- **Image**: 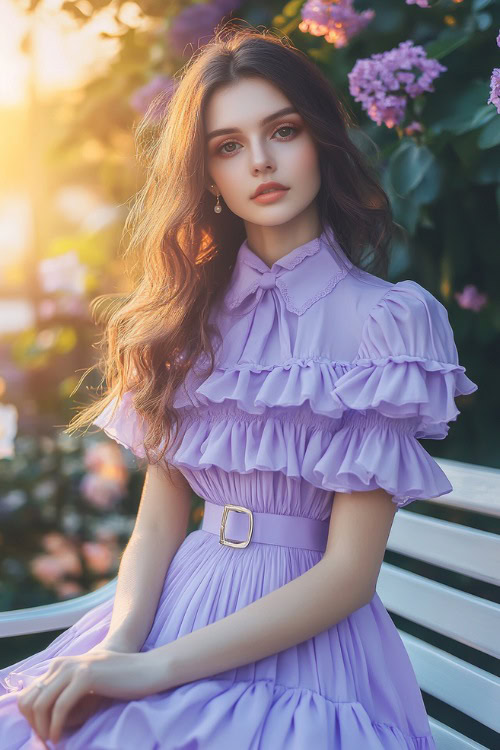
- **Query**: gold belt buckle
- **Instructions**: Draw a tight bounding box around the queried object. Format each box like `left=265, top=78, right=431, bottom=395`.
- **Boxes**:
left=219, top=504, right=254, bottom=548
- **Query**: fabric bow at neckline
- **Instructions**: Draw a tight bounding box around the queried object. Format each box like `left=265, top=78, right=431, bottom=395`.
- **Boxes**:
left=224, top=227, right=354, bottom=317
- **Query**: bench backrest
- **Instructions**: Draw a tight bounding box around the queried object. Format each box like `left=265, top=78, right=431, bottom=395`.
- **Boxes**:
left=377, top=457, right=500, bottom=750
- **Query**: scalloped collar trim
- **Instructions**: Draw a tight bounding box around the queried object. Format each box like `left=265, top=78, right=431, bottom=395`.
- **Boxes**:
left=224, top=225, right=354, bottom=316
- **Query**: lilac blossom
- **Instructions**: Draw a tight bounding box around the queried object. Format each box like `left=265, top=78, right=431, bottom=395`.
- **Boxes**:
left=168, top=0, right=243, bottom=58
left=454, top=285, right=488, bottom=313
left=348, top=40, right=447, bottom=128
left=405, top=0, right=430, bottom=7
left=129, top=74, right=178, bottom=121
left=487, top=68, right=500, bottom=114
left=299, top=0, right=374, bottom=49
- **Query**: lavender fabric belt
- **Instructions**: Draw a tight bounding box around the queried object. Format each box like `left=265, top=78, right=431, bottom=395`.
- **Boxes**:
left=201, top=499, right=330, bottom=552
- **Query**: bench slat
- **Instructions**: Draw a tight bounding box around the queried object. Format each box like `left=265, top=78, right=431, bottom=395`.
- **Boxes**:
left=428, top=717, right=488, bottom=750
left=433, top=458, right=500, bottom=517
left=398, top=631, right=500, bottom=732
left=377, top=563, right=500, bottom=658
left=388, top=512, right=500, bottom=585
left=0, top=579, right=117, bottom=638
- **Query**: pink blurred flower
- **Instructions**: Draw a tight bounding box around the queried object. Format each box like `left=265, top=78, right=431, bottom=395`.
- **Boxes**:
left=0, top=403, right=18, bottom=458
left=58, top=296, right=88, bottom=318
left=83, top=441, right=106, bottom=472
left=404, top=120, right=424, bottom=135
left=39, top=299, right=58, bottom=320
left=82, top=541, right=117, bottom=575
left=406, top=0, right=430, bottom=7
left=454, top=285, right=488, bottom=312
left=95, top=528, right=119, bottom=544
left=41, top=532, right=73, bottom=554
left=54, top=580, right=84, bottom=599
left=299, top=0, right=374, bottom=48
left=38, top=250, right=87, bottom=295
left=30, top=555, right=68, bottom=585
left=39, top=296, right=88, bottom=320
left=32, top=533, right=82, bottom=587
left=84, top=442, right=126, bottom=473
left=81, top=441, right=129, bottom=508
left=348, top=40, right=447, bottom=128
left=79, top=473, right=125, bottom=510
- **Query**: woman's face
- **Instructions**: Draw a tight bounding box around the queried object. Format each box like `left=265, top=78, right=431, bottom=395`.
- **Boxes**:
left=204, top=77, right=321, bottom=228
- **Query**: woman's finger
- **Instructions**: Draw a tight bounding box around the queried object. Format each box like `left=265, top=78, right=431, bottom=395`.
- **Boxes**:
left=17, top=681, right=51, bottom=737
left=16, top=658, right=66, bottom=732
left=49, top=679, right=91, bottom=745
left=31, top=674, right=68, bottom=743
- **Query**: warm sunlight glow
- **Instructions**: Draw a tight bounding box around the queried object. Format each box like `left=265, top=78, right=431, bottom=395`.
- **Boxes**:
left=0, top=193, right=32, bottom=266
left=0, top=0, right=154, bottom=107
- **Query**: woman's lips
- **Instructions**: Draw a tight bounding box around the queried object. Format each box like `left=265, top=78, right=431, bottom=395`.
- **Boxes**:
left=251, top=188, right=290, bottom=205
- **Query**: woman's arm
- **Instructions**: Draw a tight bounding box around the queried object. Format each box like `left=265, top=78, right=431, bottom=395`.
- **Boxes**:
left=100, top=462, right=192, bottom=652
left=144, top=487, right=397, bottom=689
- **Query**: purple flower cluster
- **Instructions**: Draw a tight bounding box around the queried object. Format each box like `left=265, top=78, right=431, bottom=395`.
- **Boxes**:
left=348, top=40, right=447, bottom=128
left=130, top=74, right=178, bottom=121
left=487, top=29, right=500, bottom=114
left=487, top=68, right=500, bottom=115
left=299, top=0, right=374, bottom=49
left=168, top=0, right=243, bottom=58
left=405, top=0, right=430, bottom=7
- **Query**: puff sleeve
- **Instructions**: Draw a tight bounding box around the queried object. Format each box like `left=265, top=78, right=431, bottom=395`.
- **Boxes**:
left=92, top=390, right=148, bottom=459
left=312, top=280, right=478, bottom=508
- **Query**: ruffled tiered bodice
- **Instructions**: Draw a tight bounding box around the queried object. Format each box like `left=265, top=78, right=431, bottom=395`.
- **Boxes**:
left=93, top=225, right=478, bottom=510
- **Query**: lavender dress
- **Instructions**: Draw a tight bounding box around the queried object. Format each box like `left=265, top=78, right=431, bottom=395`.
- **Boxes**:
left=0, top=225, right=478, bottom=749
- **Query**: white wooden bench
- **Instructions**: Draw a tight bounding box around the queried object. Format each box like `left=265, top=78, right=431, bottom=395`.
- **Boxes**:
left=378, top=457, right=500, bottom=749
left=1, top=457, right=499, bottom=748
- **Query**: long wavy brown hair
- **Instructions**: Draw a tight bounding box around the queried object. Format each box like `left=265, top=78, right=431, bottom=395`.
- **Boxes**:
left=65, top=22, right=397, bottom=476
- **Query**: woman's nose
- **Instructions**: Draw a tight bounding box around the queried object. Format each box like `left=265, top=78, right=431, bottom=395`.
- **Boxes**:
left=249, top=141, right=275, bottom=174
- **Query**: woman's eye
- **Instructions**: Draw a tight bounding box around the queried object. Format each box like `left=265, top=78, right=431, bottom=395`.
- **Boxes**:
left=216, top=124, right=298, bottom=156
left=274, top=125, right=296, bottom=138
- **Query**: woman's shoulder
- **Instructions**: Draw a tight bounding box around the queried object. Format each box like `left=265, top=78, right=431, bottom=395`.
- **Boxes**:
left=333, top=268, right=451, bottom=342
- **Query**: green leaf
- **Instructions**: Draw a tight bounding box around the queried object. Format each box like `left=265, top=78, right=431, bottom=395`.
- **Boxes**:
left=430, top=82, right=495, bottom=135
left=424, top=31, right=471, bottom=61
left=478, top=115, right=500, bottom=150
left=408, top=158, right=443, bottom=206
left=388, top=140, right=436, bottom=197
left=382, top=169, right=420, bottom=235
left=473, top=148, right=500, bottom=184
left=472, top=0, right=493, bottom=10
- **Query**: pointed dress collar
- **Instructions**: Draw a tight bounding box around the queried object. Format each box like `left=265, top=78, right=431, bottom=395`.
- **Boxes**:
left=224, top=225, right=354, bottom=317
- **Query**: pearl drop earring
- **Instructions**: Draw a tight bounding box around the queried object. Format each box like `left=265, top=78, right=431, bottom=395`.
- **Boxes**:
left=211, top=184, right=222, bottom=214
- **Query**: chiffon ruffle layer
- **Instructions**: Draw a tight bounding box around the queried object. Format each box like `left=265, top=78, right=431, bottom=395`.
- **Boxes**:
left=0, top=529, right=436, bottom=749
left=91, top=279, right=477, bottom=510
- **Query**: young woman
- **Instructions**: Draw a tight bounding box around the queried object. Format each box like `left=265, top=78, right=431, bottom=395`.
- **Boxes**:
left=0, top=25, right=477, bottom=749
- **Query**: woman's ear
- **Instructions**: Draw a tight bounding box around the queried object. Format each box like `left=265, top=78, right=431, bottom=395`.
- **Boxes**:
left=206, top=181, right=218, bottom=197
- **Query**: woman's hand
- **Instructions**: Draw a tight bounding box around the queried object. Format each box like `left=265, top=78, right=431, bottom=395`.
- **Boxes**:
left=15, top=645, right=161, bottom=746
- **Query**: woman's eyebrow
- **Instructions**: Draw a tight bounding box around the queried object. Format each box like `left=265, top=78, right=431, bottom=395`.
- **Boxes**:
left=206, top=106, right=298, bottom=142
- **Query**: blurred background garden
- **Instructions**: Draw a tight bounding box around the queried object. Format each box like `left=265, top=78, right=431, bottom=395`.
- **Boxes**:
left=0, top=0, right=498, bottom=672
